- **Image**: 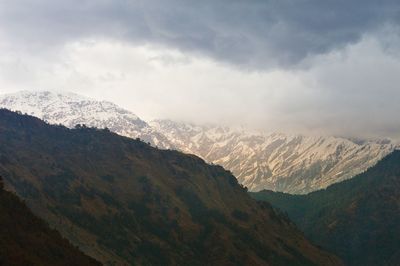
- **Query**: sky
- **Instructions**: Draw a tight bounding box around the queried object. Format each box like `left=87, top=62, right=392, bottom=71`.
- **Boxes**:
left=1, top=0, right=400, bottom=139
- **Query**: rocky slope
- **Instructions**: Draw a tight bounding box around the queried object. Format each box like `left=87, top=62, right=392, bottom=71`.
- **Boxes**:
left=251, top=150, right=400, bottom=265
left=1, top=91, right=396, bottom=194
left=0, top=109, right=342, bottom=265
left=151, top=119, right=395, bottom=193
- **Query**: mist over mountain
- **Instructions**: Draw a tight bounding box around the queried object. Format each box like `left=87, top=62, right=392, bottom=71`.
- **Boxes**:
left=1, top=90, right=396, bottom=194
left=0, top=109, right=341, bottom=265
left=2, top=1, right=400, bottom=265
left=151, top=119, right=396, bottom=193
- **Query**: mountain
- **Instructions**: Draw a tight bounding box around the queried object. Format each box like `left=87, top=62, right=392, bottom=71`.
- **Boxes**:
left=0, top=90, right=395, bottom=194
left=0, top=176, right=100, bottom=266
left=150, top=119, right=395, bottom=193
left=0, top=90, right=171, bottom=148
left=251, top=150, right=400, bottom=266
left=0, top=109, right=341, bottom=265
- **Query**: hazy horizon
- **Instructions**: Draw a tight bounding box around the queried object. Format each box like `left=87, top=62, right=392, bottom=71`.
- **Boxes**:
left=1, top=1, right=400, bottom=140
left=2, top=89, right=400, bottom=144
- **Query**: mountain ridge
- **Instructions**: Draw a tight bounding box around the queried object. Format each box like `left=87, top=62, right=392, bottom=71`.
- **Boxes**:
left=0, top=108, right=342, bottom=265
left=0, top=90, right=172, bottom=148
left=151, top=119, right=396, bottom=193
left=0, top=90, right=396, bottom=194
left=251, top=150, right=400, bottom=265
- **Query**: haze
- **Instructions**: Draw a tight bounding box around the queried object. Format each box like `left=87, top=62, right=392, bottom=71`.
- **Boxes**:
left=1, top=0, right=400, bottom=140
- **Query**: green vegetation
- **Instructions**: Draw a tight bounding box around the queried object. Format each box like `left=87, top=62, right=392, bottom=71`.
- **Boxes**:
left=231, top=209, right=250, bottom=222
left=251, top=151, right=400, bottom=266
left=0, top=109, right=341, bottom=265
left=0, top=176, right=100, bottom=266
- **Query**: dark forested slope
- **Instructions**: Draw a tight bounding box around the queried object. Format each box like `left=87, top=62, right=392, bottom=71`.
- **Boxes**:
left=252, top=151, right=400, bottom=266
left=0, top=176, right=100, bottom=266
left=0, top=109, right=341, bottom=265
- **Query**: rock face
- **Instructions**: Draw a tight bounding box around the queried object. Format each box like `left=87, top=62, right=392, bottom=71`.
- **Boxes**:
left=0, top=109, right=342, bottom=266
left=251, top=150, right=400, bottom=266
left=0, top=90, right=396, bottom=194
left=150, top=119, right=395, bottom=193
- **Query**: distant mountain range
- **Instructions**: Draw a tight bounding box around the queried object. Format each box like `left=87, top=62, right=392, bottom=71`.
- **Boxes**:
left=251, top=150, right=400, bottom=265
left=0, top=91, right=397, bottom=193
left=150, top=120, right=396, bottom=193
left=0, top=109, right=341, bottom=265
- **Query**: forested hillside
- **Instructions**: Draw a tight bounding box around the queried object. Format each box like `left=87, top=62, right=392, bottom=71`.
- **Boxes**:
left=252, top=151, right=400, bottom=265
left=0, top=109, right=341, bottom=265
left=0, top=176, right=100, bottom=266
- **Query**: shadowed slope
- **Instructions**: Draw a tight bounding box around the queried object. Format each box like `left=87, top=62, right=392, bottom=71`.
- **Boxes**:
left=0, top=109, right=341, bottom=265
left=0, top=176, right=100, bottom=266
left=252, top=151, right=400, bottom=265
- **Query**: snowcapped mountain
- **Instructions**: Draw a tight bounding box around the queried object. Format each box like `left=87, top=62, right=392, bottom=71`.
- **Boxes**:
left=150, top=119, right=396, bottom=194
left=0, top=91, right=171, bottom=148
left=0, top=90, right=396, bottom=194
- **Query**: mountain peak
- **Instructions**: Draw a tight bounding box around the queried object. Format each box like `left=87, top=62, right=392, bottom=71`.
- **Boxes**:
left=0, top=90, right=172, bottom=148
left=0, top=91, right=396, bottom=193
left=152, top=119, right=396, bottom=193
left=0, top=90, right=139, bottom=119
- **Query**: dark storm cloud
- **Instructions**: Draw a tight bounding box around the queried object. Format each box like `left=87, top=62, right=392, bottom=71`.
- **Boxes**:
left=1, top=0, right=400, bottom=68
left=1, top=0, right=400, bottom=140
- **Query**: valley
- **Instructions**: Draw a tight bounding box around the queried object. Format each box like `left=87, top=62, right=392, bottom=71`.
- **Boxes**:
left=252, top=151, right=400, bottom=265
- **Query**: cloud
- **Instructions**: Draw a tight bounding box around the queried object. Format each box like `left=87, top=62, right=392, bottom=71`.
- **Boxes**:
left=1, top=0, right=400, bottom=68
left=1, top=35, right=400, bottom=140
left=0, top=0, right=400, bottom=140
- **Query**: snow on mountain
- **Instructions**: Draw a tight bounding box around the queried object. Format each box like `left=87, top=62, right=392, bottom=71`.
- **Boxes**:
left=150, top=119, right=396, bottom=194
left=0, top=91, right=171, bottom=148
left=0, top=90, right=396, bottom=194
